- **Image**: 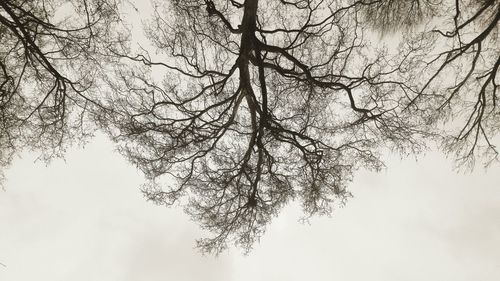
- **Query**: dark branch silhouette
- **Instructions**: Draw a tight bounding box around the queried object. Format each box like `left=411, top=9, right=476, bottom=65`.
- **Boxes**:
left=0, top=0, right=125, bottom=184
left=1, top=0, right=498, bottom=254
left=403, top=0, right=499, bottom=168
left=101, top=0, right=431, bottom=253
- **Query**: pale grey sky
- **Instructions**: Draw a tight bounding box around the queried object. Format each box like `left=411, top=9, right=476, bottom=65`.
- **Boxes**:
left=1, top=1, right=500, bottom=280
left=1, top=134, right=499, bottom=280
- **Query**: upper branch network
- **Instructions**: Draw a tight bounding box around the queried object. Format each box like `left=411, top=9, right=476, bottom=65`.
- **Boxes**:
left=105, top=0, right=429, bottom=253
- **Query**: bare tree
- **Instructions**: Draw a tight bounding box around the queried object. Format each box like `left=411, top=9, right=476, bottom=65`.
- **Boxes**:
left=413, top=0, right=499, bottom=168
left=101, top=0, right=433, bottom=253
left=364, top=0, right=500, bottom=168
left=0, top=0, right=125, bottom=184
left=2, top=0, right=496, bottom=254
left=362, top=0, right=440, bottom=32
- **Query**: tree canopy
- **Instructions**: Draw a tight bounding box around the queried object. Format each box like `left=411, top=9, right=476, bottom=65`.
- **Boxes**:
left=0, top=0, right=125, bottom=181
left=1, top=0, right=498, bottom=253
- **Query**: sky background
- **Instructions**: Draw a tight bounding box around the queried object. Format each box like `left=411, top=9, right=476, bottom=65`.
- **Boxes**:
left=1, top=1, right=500, bottom=280
left=1, top=134, right=499, bottom=281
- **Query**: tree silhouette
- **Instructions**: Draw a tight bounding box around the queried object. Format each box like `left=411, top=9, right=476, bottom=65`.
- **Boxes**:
left=0, top=0, right=124, bottom=184
left=101, top=0, right=434, bottom=253
left=1, top=0, right=498, bottom=254
left=364, top=0, right=500, bottom=168
left=412, top=0, right=500, bottom=168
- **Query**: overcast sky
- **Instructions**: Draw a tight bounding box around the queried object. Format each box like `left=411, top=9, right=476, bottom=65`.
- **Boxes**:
left=1, top=134, right=499, bottom=281
left=1, top=1, right=500, bottom=280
